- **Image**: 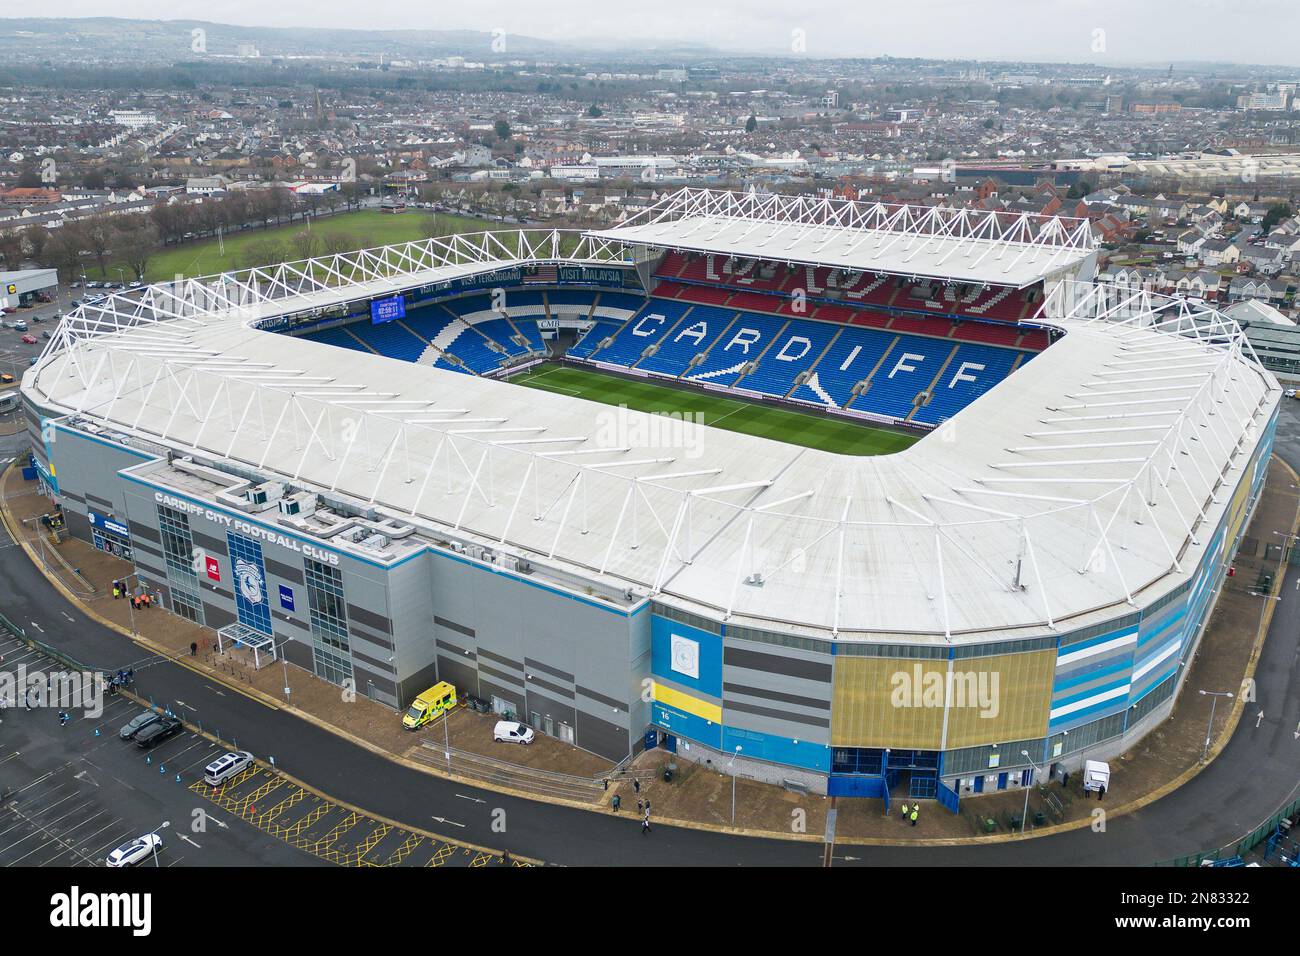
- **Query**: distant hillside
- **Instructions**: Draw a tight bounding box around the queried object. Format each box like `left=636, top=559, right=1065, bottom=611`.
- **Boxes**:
left=0, top=16, right=719, bottom=61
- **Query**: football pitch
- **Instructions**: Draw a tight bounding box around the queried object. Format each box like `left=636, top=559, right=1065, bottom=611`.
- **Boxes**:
left=510, top=363, right=920, bottom=456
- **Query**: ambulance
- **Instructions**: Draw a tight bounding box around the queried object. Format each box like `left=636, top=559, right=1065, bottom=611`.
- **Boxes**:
left=402, top=681, right=457, bottom=730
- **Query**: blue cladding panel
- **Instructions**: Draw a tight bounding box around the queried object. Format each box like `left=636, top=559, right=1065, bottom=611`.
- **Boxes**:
left=650, top=615, right=723, bottom=698
left=651, top=702, right=722, bottom=749
left=721, top=726, right=831, bottom=772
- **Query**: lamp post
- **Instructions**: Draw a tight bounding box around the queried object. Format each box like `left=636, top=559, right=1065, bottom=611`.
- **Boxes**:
left=1019, top=749, right=1044, bottom=833
left=153, top=820, right=171, bottom=867
left=1198, top=689, right=1234, bottom=761
left=727, top=745, right=742, bottom=825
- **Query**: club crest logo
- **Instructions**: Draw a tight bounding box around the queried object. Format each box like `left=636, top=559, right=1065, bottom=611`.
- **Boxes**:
left=235, top=557, right=265, bottom=605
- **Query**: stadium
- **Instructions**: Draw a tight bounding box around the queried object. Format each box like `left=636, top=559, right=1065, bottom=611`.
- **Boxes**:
left=19, top=187, right=1279, bottom=804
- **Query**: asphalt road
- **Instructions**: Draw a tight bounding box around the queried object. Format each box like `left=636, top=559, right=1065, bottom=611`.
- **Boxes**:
left=0, top=632, right=320, bottom=867
left=0, top=406, right=1296, bottom=865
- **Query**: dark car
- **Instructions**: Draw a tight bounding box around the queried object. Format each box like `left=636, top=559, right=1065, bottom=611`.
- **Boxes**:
left=134, top=715, right=183, bottom=749
left=118, top=711, right=161, bottom=741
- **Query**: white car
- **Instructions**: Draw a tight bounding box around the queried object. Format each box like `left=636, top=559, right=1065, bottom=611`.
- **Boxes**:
left=203, top=750, right=255, bottom=786
left=493, top=720, right=535, bottom=745
left=106, top=832, right=164, bottom=867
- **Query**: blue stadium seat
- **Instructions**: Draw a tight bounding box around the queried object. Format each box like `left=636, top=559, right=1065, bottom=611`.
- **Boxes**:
left=735, top=318, right=841, bottom=397
left=591, top=299, right=694, bottom=367
left=303, top=325, right=371, bottom=353
left=638, top=305, right=738, bottom=377
left=345, top=320, right=429, bottom=363
left=853, top=334, right=958, bottom=419
left=683, top=311, right=787, bottom=387
left=789, top=325, right=897, bottom=408
left=569, top=320, right=624, bottom=358
left=910, top=345, right=1028, bottom=425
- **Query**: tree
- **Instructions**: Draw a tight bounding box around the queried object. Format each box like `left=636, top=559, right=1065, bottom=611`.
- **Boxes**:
left=587, top=104, right=603, bottom=118
left=321, top=231, right=360, bottom=256
left=290, top=230, right=322, bottom=260
left=1261, top=203, right=1293, bottom=233
left=243, top=238, right=287, bottom=269
left=0, top=232, right=23, bottom=271
left=115, top=222, right=158, bottom=281
left=494, top=119, right=511, bottom=141
left=46, top=225, right=89, bottom=281
left=82, top=214, right=115, bottom=277
left=22, top=225, right=50, bottom=264
left=745, top=114, right=758, bottom=134
left=15, top=168, right=42, bottom=188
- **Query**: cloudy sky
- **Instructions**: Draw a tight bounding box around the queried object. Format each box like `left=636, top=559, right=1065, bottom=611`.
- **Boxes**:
left=14, top=0, right=1300, bottom=66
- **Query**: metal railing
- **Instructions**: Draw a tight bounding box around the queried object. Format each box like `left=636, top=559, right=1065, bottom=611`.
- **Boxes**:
left=1152, top=791, right=1300, bottom=866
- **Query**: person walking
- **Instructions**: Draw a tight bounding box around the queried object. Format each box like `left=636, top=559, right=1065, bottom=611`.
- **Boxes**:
left=190, top=641, right=198, bottom=657
left=899, top=802, right=909, bottom=822
left=58, top=710, right=69, bottom=726
left=633, top=778, right=641, bottom=795
left=641, top=813, right=651, bottom=835
left=611, top=794, right=621, bottom=813
left=636, top=799, right=643, bottom=815
left=910, top=806, right=919, bottom=827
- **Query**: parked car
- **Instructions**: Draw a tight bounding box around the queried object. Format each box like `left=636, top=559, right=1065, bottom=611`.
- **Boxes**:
left=134, top=715, right=183, bottom=749
left=492, top=720, right=535, bottom=745
left=106, top=832, right=163, bottom=867
left=21, top=334, right=37, bottom=345
left=203, top=750, right=255, bottom=786
left=118, top=711, right=161, bottom=741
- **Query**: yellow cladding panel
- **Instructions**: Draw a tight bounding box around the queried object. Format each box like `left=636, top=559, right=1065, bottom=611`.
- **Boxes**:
left=653, top=682, right=722, bottom=724
left=832, top=651, right=1054, bottom=750
left=943, top=651, right=1054, bottom=749
left=832, top=658, right=946, bottom=749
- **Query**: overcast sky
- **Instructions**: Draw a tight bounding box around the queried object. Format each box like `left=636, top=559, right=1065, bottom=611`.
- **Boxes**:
left=14, top=1, right=1300, bottom=67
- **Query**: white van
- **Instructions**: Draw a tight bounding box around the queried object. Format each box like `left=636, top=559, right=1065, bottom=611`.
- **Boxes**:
left=203, top=750, right=255, bottom=786
left=492, top=720, right=535, bottom=745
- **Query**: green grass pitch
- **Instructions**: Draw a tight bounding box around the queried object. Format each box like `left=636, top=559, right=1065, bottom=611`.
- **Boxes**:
left=510, top=363, right=920, bottom=456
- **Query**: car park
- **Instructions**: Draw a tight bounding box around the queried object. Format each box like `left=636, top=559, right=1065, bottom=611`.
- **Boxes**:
left=492, top=720, right=535, bottom=745
left=203, top=750, right=255, bottom=786
left=105, top=832, right=163, bottom=867
left=134, top=715, right=183, bottom=748
left=118, top=711, right=161, bottom=740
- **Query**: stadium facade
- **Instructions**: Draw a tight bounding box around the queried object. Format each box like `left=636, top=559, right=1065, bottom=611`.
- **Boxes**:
left=20, top=189, right=1278, bottom=802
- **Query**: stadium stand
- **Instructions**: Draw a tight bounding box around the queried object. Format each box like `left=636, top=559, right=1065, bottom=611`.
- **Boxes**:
left=683, top=311, right=788, bottom=387
left=734, top=319, right=842, bottom=398
left=638, top=305, right=740, bottom=378
left=590, top=298, right=694, bottom=367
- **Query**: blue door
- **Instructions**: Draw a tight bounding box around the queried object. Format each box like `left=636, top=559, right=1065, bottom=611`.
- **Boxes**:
left=997, top=772, right=1008, bottom=790
left=973, top=775, right=984, bottom=793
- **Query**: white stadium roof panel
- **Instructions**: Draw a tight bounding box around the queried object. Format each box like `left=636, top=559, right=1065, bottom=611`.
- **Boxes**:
left=588, top=186, right=1098, bottom=289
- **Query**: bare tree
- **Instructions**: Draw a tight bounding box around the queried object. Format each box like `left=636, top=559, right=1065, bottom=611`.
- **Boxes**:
left=115, top=222, right=159, bottom=282
left=291, top=230, right=322, bottom=260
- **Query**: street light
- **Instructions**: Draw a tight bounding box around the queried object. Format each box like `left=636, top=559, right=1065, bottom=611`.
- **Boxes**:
left=1198, top=689, right=1234, bottom=761
left=153, top=820, right=171, bottom=867
left=1019, top=749, right=1044, bottom=833
left=727, top=745, right=743, bottom=825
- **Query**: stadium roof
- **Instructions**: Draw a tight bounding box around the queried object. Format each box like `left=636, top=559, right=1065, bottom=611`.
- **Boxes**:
left=588, top=187, right=1099, bottom=289
left=25, top=230, right=1277, bottom=644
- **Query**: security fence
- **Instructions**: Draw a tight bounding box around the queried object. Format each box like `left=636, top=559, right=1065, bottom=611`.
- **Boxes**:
left=1153, top=791, right=1300, bottom=866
